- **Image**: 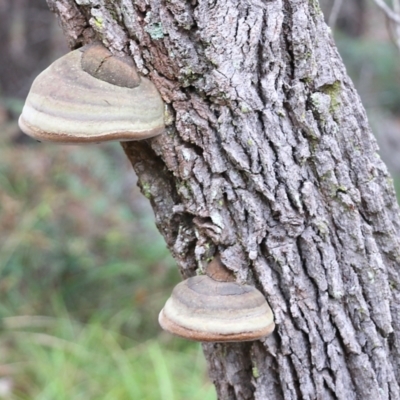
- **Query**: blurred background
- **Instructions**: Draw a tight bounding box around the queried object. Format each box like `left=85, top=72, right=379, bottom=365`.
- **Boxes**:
left=0, top=0, right=399, bottom=398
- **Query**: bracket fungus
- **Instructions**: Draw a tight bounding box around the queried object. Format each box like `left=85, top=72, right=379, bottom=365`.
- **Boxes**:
left=159, top=257, right=275, bottom=342
left=18, top=43, right=164, bottom=144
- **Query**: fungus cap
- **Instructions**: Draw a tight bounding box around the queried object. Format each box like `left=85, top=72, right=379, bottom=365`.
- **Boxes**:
left=18, top=45, right=164, bottom=144
left=159, top=275, right=275, bottom=342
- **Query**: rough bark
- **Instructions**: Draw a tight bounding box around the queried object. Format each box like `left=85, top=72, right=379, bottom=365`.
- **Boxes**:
left=45, top=0, right=400, bottom=399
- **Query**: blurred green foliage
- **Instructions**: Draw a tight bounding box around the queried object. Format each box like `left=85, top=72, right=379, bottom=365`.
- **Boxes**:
left=0, top=135, right=216, bottom=399
left=336, top=34, right=400, bottom=114
left=1, top=314, right=214, bottom=400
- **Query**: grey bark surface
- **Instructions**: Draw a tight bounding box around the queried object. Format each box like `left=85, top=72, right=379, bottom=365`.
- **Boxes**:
left=45, top=0, right=400, bottom=399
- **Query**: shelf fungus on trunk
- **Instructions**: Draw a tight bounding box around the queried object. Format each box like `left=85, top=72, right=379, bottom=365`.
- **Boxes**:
left=159, top=257, right=275, bottom=342
left=18, top=43, right=164, bottom=144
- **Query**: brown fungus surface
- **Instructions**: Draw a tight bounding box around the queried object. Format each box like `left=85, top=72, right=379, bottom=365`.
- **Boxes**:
left=159, top=275, right=275, bottom=342
left=80, top=43, right=141, bottom=88
left=18, top=45, right=164, bottom=144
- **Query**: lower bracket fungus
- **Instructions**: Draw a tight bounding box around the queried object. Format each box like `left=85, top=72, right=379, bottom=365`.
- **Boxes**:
left=159, top=257, right=275, bottom=342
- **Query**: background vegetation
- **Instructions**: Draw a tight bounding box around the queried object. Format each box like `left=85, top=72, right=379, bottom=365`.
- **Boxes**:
left=0, top=0, right=399, bottom=398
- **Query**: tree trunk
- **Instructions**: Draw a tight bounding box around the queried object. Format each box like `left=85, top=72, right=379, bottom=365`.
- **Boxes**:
left=45, top=0, right=400, bottom=398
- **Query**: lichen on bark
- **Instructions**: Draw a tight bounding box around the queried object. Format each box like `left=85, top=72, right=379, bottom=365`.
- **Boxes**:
left=46, top=0, right=400, bottom=398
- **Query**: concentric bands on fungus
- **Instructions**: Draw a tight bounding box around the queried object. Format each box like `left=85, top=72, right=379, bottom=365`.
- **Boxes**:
left=159, top=276, right=275, bottom=342
left=18, top=46, right=164, bottom=144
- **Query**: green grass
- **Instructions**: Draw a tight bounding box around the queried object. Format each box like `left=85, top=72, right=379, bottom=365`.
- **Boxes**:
left=0, top=313, right=215, bottom=400
left=0, top=129, right=216, bottom=399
